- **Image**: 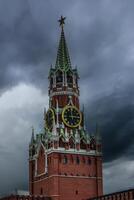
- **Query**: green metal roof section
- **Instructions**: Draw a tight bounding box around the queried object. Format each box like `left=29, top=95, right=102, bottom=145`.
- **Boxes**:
left=55, top=16, right=72, bottom=72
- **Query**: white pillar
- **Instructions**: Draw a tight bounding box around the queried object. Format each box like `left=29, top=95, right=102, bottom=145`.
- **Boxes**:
left=65, top=72, right=67, bottom=86
left=56, top=100, right=59, bottom=128
left=45, top=152, right=48, bottom=173
left=35, top=158, right=37, bottom=176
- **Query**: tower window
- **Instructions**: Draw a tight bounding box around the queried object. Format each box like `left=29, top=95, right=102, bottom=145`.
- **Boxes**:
left=56, top=71, right=63, bottom=83
left=66, top=71, right=73, bottom=86
left=76, top=156, right=80, bottom=164
left=50, top=77, right=53, bottom=85
left=69, top=138, right=75, bottom=149
left=59, top=155, right=62, bottom=163
left=40, top=187, right=43, bottom=195
left=63, top=156, right=68, bottom=164
left=82, top=156, right=86, bottom=164
left=70, top=155, right=74, bottom=163
left=76, top=190, right=78, bottom=195
left=87, top=158, right=91, bottom=165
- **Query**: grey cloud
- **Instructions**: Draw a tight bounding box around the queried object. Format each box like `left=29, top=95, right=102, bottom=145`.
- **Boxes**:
left=0, top=0, right=134, bottom=196
left=103, top=158, right=134, bottom=193
left=86, top=85, right=134, bottom=162
left=0, top=84, right=47, bottom=196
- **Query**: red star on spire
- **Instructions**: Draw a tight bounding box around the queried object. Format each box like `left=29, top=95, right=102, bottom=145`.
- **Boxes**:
left=58, top=16, right=66, bottom=27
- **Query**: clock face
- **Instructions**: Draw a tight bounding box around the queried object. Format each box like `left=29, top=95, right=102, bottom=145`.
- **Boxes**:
left=62, top=105, right=82, bottom=128
left=45, top=108, right=55, bottom=130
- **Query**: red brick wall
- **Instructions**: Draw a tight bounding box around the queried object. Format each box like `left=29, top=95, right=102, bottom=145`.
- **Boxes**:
left=32, top=175, right=102, bottom=200
left=29, top=160, right=35, bottom=194
left=30, top=152, right=103, bottom=200
left=51, top=94, right=79, bottom=109
left=37, top=147, right=45, bottom=175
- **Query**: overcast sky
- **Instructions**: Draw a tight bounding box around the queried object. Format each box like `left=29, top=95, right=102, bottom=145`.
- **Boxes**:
left=0, top=0, right=134, bottom=196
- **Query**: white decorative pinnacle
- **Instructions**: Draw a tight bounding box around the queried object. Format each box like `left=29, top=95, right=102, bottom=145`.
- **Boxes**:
left=82, top=104, right=86, bottom=131
left=75, top=129, right=80, bottom=143
left=62, top=72, right=65, bottom=86
left=68, top=95, right=73, bottom=105
left=53, top=74, right=56, bottom=88
left=56, top=99, right=59, bottom=128
left=44, top=107, right=46, bottom=122
left=65, top=72, right=68, bottom=86
left=70, top=129, right=73, bottom=136
left=61, top=122, right=65, bottom=128
left=65, top=128, right=69, bottom=142
left=52, top=118, right=57, bottom=136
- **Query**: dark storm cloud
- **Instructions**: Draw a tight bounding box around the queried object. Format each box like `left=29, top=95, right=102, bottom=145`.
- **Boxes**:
left=0, top=0, right=134, bottom=93
left=0, top=0, right=54, bottom=92
left=0, top=0, right=134, bottom=196
left=86, top=84, right=134, bottom=162
left=0, top=84, right=47, bottom=196
left=0, top=0, right=133, bottom=92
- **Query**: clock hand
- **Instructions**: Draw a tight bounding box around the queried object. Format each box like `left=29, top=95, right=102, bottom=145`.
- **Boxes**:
left=71, top=108, right=73, bottom=118
left=71, top=116, right=80, bottom=119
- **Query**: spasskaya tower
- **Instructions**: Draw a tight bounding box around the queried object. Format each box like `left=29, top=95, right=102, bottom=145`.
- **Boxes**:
left=29, top=16, right=103, bottom=200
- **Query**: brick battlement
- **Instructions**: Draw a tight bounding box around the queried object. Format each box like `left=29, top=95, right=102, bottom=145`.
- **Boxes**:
left=87, top=188, right=134, bottom=200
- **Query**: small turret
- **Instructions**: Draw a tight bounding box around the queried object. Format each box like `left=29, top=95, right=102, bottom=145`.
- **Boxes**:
left=31, top=126, right=35, bottom=145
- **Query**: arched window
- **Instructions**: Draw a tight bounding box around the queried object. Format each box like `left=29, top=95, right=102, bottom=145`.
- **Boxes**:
left=87, top=158, right=91, bottom=165
left=50, top=77, right=53, bottom=85
left=59, top=137, right=65, bottom=148
left=90, top=138, right=96, bottom=150
left=66, top=71, right=73, bottom=85
left=69, top=137, right=75, bottom=149
left=40, top=187, right=43, bottom=195
left=70, top=155, right=74, bottom=163
left=82, top=156, right=86, bottom=164
left=56, top=70, right=63, bottom=83
left=63, top=156, right=68, bottom=164
left=76, top=190, right=78, bottom=195
left=76, top=156, right=80, bottom=164
left=80, top=140, right=87, bottom=150
left=59, top=154, right=62, bottom=163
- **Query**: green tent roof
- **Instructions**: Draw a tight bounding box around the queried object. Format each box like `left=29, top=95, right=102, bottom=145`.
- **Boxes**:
left=55, top=26, right=72, bottom=72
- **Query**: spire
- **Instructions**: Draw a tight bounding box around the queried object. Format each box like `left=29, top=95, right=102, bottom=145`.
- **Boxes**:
left=55, top=16, right=72, bottom=71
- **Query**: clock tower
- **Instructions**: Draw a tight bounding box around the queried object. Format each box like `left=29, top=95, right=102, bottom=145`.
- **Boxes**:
left=29, top=16, right=103, bottom=200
